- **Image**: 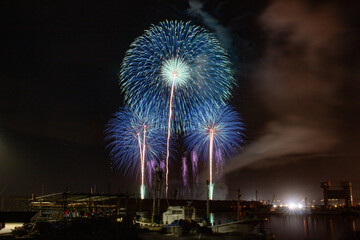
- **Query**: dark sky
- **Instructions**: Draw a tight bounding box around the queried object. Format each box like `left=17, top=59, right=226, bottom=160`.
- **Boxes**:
left=0, top=0, right=359, bottom=202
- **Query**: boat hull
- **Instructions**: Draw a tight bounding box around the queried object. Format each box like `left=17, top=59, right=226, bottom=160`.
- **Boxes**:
left=211, top=219, right=261, bottom=234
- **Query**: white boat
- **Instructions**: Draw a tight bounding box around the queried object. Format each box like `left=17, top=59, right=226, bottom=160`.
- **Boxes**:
left=211, top=218, right=262, bottom=234
left=162, top=206, right=196, bottom=225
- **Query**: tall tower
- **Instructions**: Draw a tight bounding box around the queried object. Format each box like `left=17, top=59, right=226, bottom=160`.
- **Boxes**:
left=341, top=181, right=353, bottom=208
left=321, top=181, right=331, bottom=207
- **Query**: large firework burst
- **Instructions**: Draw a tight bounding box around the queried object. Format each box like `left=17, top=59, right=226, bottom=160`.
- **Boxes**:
left=120, top=20, right=235, bottom=197
left=120, top=20, right=234, bottom=128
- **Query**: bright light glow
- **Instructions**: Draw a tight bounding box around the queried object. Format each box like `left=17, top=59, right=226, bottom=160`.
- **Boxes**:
left=287, top=202, right=303, bottom=210
left=273, top=205, right=277, bottom=208
left=209, top=212, right=214, bottom=226
left=209, top=183, right=214, bottom=200
left=161, top=57, right=190, bottom=87
left=288, top=203, right=296, bottom=210
left=140, top=184, right=146, bottom=199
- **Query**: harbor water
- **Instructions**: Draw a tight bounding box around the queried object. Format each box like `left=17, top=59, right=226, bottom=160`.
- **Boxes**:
left=268, top=215, right=360, bottom=240
left=212, top=212, right=360, bottom=240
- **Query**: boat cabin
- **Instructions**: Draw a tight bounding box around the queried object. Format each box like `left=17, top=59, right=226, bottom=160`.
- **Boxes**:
left=162, top=206, right=195, bottom=225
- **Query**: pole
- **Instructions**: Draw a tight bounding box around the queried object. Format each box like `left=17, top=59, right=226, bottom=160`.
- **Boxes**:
left=158, top=168, right=162, bottom=214
left=1, top=197, right=4, bottom=211
left=152, top=168, right=157, bottom=223
left=237, top=188, right=241, bottom=221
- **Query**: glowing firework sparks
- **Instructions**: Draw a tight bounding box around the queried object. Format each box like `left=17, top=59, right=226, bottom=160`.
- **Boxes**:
left=105, top=106, right=166, bottom=199
left=191, top=151, right=199, bottom=185
left=165, top=74, right=176, bottom=198
left=209, top=129, right=214, bottom=199
left=215, top=148, right=224, bottom=180
left=136, top=132, right=146, bottom=199
left=120, top=20, right=235, bottom=197
left=182, top=157, right=188, bottom=187
left=147, top=159, right=157, bottom=188
left=184, top=103, right=244, bottom=200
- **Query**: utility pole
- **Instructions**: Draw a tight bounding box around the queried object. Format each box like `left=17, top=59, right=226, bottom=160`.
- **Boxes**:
left=255, top=190, right=258, bottom=202
left=0, top=185, right=6, bottom=211
left=40, top=184, right=44, bottom=217
left=237, top=188, right=241, bottom=221
left=1, top=197, right=4, bottom=211
left=152, top=167, right=162, bottom=223
left=152, top=168, right=157, bottom=223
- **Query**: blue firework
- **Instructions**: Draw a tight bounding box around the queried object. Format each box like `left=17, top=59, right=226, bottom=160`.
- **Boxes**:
left=105, top=106, right=167, bottom=176
left=120, top=20, right=235, bottom=132
left=184, top=103, right=245, bottom=162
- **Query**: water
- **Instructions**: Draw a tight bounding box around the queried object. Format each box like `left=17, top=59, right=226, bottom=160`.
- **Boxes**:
left=268, top=215, right=360, bottom=240
left=212, top=212, right=360, bottom=240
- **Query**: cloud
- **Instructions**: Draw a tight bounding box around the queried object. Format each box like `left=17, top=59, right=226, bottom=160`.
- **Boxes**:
left=188, top=0, right=234, bottom=53
left=226, top=121, right=337, bottom=170
left=226, top=0, right=354, bottom=173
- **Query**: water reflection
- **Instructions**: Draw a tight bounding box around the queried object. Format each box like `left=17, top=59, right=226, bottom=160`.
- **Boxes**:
left=211, top=212, right=360, bottom=240
left=268, top=215, right=360, bottom=240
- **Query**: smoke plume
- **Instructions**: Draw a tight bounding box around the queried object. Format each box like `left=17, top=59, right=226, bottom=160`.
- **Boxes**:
left=226, top=0, right=359, bottom=172
left=188, top=0, right=234, bottom=54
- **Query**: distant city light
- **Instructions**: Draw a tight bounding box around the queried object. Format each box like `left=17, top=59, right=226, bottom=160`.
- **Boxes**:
left=287, top=202, right=304, bottom=210
left=288, top=203, right=296, bottom=210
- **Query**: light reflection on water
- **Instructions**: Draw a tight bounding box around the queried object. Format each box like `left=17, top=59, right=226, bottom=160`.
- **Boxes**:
left=268, top=215, right=360, bottom=240
left=212, top=212, right=360, bottom=240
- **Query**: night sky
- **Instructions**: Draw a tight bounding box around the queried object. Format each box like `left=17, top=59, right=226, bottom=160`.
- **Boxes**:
left=1, top=0, right=359, bottom=202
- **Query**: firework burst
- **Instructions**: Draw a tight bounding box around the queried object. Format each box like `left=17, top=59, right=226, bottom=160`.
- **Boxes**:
left=184, top=103, right=244, bottom=200
left=120, top=20, right=235, bottom=197
left=105, top=106, right=166, bottom=199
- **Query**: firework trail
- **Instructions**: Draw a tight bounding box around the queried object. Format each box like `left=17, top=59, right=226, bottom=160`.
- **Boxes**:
left=191, top=151, right=199, bottom=185
left=147, top=160, right=156, bottom=188
left=105, top=106, right=166, bottom=199
left=182, top=157, right=188, bottom=187
left=215, top=148, right=224, bottom=181
left=120, top=20, right=235, bottom=198
left=181, top=156, right=190, bottom=198
left=184, top=103, right=244, bottom=200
